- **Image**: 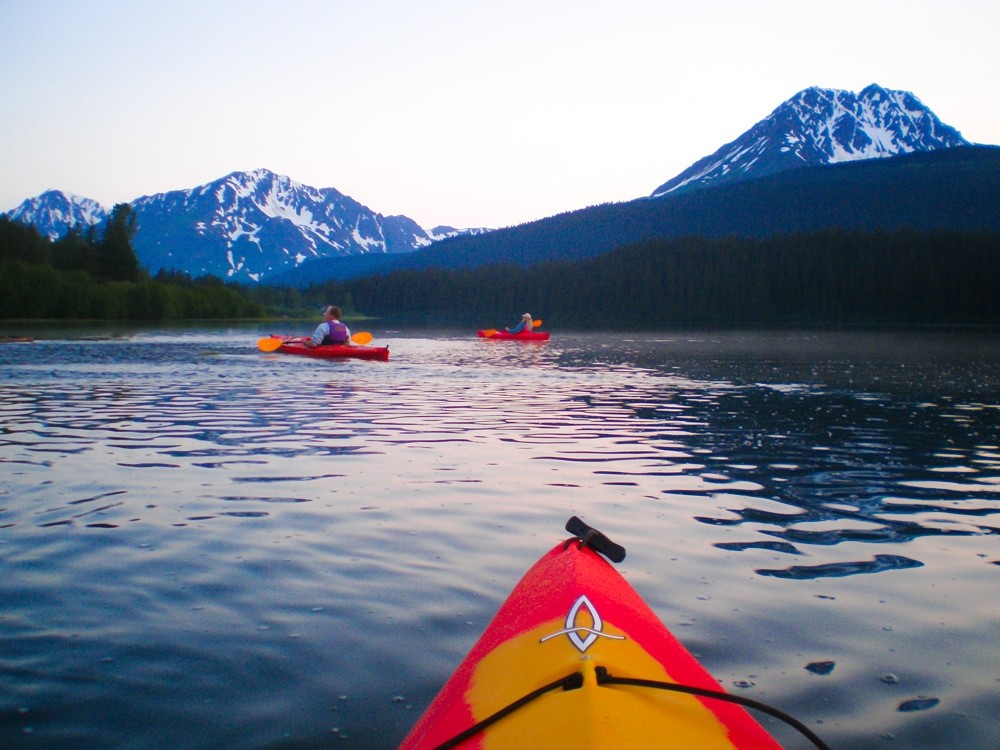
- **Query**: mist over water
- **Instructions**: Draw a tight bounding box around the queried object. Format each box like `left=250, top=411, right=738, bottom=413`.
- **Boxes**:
left=2, top=325, right=998, bottom=749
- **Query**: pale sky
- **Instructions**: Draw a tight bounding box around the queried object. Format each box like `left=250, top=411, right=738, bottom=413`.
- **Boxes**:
left=2, top=0, right=998, bottom=230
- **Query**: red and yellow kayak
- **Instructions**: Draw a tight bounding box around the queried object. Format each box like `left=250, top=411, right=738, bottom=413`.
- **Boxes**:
left=400, top=518, right=824, bottom=749
left=477, top=329, right=550, bottom=341
left=262, top=335, right=389, bottom=361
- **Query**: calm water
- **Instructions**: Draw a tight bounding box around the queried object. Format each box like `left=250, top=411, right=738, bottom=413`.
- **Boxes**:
left=1, top=324, right=998, bottom=749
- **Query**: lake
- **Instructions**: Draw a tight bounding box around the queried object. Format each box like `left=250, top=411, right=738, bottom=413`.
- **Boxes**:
left=1, top=324, right=998, bottom=749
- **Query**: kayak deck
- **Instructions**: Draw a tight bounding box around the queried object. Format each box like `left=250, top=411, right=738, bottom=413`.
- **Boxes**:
left=400, top=518, right=795, bottom=749
left=267, top=335, right=389, bottom=361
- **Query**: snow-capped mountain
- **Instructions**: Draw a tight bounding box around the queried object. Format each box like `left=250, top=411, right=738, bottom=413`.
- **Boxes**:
left=129, top=169, right=445, bottom=282
left=3, top=84, right=976, bottom=283
left=4, top=170, right=489, bottom=282
left=651, top=84, right=971, bottom=198
left=5, top=190, right=108, bottom=241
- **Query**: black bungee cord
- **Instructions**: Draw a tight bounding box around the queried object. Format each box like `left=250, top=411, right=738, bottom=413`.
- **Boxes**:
left=431, top=666, right=830, bottom=750
left=431, top=672, right=583, bottom=750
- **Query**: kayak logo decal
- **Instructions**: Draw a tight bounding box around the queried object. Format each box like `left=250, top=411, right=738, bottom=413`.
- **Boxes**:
left=539, top=595, right=625, bottom=653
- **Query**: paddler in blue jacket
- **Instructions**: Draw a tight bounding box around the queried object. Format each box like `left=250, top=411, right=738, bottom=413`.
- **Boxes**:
left=505, top=312, right=533, bottom=334
left=304, top=305, right=352, bottom=347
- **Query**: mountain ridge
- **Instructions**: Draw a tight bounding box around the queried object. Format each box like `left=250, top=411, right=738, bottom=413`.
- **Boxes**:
left=3, top=169, right=490, bottom=282
left=3, top=84, right=989, bottom=284
left=268, top=144, right=1000, bottom=286
left=127, top=168, right=492, bottom=281
left=650, top=84, right=970, bottom=197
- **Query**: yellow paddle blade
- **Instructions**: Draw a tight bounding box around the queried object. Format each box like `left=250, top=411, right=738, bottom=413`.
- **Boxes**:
left=257, top=337, right=284, bottom=352
left=533, top=319, right=543, bottom=328
left=481, top=329, right=498, bottom=338
left=351, top=331, right=373, bottom=345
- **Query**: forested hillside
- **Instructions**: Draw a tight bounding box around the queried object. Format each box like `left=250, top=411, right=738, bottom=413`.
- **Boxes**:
left=318, top=229, right=1000, bottom=327
left=6, top=209, right=997, bottom=328
left=0, top=212, right=263, bottom=320
left=272, top=146, right=1000, bottom=286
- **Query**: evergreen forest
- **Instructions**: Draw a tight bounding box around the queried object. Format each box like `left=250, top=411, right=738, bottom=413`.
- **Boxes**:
left=3, top=210, right=998, bottom=328
left=317, top=229, right=1000, bottom=328
left=0, top=208, right=263, bottom=320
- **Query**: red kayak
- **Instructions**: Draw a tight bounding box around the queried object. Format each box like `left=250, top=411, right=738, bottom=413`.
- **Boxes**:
left=400, top=517, right=827, bottom=749
left=477, top=329, right=550, bottom=341
left=259, top=335, right=389, bottom=361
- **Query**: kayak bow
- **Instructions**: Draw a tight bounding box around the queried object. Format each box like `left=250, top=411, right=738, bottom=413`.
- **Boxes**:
left=400, top=518, right=827, bottom=750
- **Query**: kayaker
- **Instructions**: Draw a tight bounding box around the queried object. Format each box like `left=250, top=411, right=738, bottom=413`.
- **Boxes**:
left=304, top=305, right=352, bottom=347
left=505, top=312, right=533, bottom=334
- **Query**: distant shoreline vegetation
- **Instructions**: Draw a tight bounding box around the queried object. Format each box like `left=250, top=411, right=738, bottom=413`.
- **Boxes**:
left=3, top=213, right=998, bottom=326
left=320, top=228, right=1000, bottom=328
left=0, top=209, right=265, bottom=320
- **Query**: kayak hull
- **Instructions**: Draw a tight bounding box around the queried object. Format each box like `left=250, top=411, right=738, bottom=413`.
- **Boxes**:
left=267, top=336, right=389, bottom=361
left=399, top=530, right=782, bottom=749
left=477, top=330, right=550, bottom=341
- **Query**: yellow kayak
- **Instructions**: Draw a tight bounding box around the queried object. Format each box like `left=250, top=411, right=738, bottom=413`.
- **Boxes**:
left=400, top=518, right=827, bottom=749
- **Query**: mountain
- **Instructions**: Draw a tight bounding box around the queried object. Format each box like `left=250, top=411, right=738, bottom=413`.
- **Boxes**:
left=128, top=169, right=496, bottom=282
left=3, top=84, right=988, bottom=286
left=272, top=85, right=988, bottom=286
left=4, top=190, right=108, bottom=241
left=129, top=169, right=434, bottom=282
left=651, top=84, right=971, bottom=197
left=270, top=145, right=1000, bottom=286
left=4, top=170, right=489, bottom=282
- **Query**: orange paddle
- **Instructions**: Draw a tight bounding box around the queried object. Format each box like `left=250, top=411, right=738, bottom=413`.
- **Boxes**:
left=257, top=336, right=284, bottom=352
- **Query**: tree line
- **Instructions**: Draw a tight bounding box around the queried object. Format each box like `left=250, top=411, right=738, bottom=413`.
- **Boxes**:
left=320, top=228, right=1000, bottom=327
left=0, top=207, right=263, bottom=320
left=4, top=214, right=997, bottom=327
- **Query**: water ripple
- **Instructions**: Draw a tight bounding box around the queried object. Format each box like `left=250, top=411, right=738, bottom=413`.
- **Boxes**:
left=2, top=327, right=999, bottom=750
left=756, top=553, right=925, bottom=579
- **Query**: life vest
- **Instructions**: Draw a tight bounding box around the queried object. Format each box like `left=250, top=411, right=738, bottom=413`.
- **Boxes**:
left=323, top=320, right=349, bottom=344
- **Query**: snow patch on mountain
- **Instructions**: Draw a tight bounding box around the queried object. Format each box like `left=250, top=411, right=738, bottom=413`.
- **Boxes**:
left=4, top=190, right=108, bottom=241
left=651, top=84, right=970, bottom=198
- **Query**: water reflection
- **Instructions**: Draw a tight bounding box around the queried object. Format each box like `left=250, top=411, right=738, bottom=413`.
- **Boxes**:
left=1, top=327, right=998, bottom=749
left=6, top=331, right=997, bottom=569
